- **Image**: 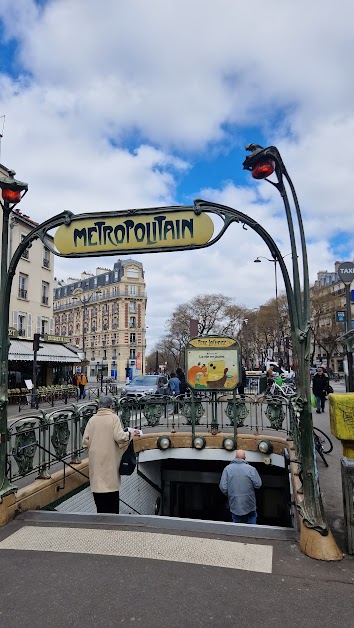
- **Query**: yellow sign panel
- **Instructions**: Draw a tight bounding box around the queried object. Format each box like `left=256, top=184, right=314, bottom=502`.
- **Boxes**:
left=54, top=211, right=214, bottom=255
left=189, top=337, right=236, bottom=348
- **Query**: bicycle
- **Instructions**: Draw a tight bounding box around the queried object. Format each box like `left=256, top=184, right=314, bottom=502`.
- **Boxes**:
left=266, top=378, right=296, bottom=399
left=313, top=427, right=333, bottom=466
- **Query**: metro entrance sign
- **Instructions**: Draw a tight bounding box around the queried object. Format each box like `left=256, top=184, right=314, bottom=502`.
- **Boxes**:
left=54, top=208, right=214, bottom=255
left=337, top=261, right=354, bottom=284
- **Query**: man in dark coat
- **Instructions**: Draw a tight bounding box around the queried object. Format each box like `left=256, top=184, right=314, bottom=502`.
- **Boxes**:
left=176, top=367, right=187, bottom=395
left=237, top=365, right=247, bottom=397
left=312, top=367, right=330, bottom=413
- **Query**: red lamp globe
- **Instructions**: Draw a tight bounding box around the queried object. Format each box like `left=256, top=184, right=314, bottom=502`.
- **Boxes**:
left=2, top=188, right=22, bottom=203
left=251, top=159, right=275, bottom=180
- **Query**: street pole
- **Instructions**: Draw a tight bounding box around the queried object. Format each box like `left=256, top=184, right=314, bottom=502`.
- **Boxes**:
left=244, top=319, right=249, bottom=369
left=0, top=172, right=28, bottom=498
left=345, top=283, right=354, bottom=391
left=274, top=258, right=281, bottom=361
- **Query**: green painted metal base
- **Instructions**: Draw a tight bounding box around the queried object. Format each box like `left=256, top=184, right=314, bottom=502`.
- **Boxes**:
left=0, top=478, right=17, bottom=503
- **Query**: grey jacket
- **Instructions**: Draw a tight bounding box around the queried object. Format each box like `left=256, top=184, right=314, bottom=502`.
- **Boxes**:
left=219, top=459, right=262, bottom=516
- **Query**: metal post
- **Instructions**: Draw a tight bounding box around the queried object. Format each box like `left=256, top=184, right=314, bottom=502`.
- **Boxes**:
left=341, top=458, right=354, bottom=554
left=31, top=349, right=38, bottom=409
left=0, top=198, right=14, bottom=496
left=274, top=258, right=281, bottom=360
left=244, top=319, right=249, bottom=369
left=345, top=284, right=354, bottom=391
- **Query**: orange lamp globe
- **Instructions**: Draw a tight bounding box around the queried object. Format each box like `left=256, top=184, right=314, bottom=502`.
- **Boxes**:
left=2, top=188, right=22, bottom=203
left=251, top=159, right=275, bottom=180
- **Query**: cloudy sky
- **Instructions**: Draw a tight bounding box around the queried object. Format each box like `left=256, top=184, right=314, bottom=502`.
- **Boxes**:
left=1, top=0, right=353, bottom=353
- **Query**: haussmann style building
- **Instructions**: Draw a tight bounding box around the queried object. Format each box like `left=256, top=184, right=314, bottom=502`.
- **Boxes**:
left=53, top=259, right=147, bottom=382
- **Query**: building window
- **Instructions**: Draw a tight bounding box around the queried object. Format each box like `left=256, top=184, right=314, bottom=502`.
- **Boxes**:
left=105, top=274, right=109, bottom=282
left=130, top=285, right=137, bottom=296
left=18, top=314, right=26, bottom=337
left=114, top=270, right=119, bottom=280
left=42, top=281, right=49, bottom=305
left=129, top=316, right=136, bottom=328
left=43, top=246, right=50, bottom=268
left=129, top=301, right=136, bottom=313
left=41, top=318, right=48, bottom=336
left=103, top=349, right=107, bottom=359
left=130, top=349, right=136, bottom=359
left=130, top=333, right=136, bottom=344
left=18, top=274, right=28, bottom=299
left=127, top=268, right=139, bottom=279
left=21, top=234, right=30, bottom=260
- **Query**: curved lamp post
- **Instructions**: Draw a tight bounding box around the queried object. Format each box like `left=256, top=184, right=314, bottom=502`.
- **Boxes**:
left=243, top=144, right=333, bottom=544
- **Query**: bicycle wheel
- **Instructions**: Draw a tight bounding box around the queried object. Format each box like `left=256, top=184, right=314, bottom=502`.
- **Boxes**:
left=313, top=427, right=333, bottom=454
left=314, top=436, right=329, bottom=467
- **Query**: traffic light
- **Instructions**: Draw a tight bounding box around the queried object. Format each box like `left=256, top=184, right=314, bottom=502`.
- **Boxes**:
left=33, top=333, right=43, bottom=352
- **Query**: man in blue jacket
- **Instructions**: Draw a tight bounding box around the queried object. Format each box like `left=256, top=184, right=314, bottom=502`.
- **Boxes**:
left=219, top=450, right=262, bottom=524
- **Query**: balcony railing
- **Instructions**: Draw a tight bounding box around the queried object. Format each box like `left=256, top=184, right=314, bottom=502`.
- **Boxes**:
left=18, top=329, right=26, bottom=337
left=21, top=249, right=29, bottom=260
left=42, top=296, right=49, bottom=305
left=18, top=289, right=27, bottom=299
left=43, top=258, right=50, bottom=268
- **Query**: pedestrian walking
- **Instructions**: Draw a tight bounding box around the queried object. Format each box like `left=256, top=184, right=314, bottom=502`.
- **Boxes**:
left=168, top=372, right=180, bottom=395
left=82, top=396, right=140, bottom=513
left=78, top=371, right=87, bottom=399
left=312, top=366, right=330, bottom=413
left=219, top=449, right=262, bottom=524
left=176, top=367, right=187, bottom=395
left=237, top=365, right=247, bottom=397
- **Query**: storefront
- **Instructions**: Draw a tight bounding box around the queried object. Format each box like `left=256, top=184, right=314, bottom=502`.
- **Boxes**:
left=8, top=340, right=81, bottom=387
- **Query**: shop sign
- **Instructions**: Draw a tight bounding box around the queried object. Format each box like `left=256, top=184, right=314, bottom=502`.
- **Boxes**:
left=8, top=327, right=19, bottom=338
left=44, top=334, right=70, bottom=343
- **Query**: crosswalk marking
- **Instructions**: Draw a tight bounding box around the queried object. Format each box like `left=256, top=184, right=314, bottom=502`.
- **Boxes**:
left=0, top=526, right=273, bottom=573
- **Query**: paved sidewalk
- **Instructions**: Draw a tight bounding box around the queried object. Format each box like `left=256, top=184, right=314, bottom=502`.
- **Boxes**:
left=0, top=516, right=352, bottom=627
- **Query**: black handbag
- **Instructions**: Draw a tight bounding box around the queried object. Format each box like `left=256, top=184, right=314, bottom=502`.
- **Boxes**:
left=119, top=439, right=136, bottom=476
left=328, top=384, right=334, bottom=394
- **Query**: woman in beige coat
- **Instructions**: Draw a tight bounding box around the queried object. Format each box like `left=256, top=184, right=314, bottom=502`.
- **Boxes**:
left=82, top=396, right=140, bottom=513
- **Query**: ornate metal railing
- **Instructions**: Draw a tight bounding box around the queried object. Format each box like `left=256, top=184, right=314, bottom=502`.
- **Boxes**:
left=7, top=393, right=298, bottom=484
left=113, top=391, right=294, bottom=438
left=7, top=401, right=98, bottom=482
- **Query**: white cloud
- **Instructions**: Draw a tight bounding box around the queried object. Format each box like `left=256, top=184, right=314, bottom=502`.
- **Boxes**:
left=0, top=0, right=353, bottom=352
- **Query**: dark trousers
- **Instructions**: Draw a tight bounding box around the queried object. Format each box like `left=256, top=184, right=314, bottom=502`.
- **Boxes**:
left=79, top=384, right=85, bottom=398
left=93, top=491, right=120, bottom=514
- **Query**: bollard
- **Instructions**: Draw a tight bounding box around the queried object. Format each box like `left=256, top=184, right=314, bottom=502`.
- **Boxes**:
left=329, top=393, right=354, bottom=458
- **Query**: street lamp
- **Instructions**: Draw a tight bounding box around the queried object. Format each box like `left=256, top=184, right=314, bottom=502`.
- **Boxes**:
left=0, top=169, right=28, bottom=496
left=254, top=253, right=291, bottom=364
left=243, top=143, right=331, bottom=541
left=72, top=288, right=102, bottom=375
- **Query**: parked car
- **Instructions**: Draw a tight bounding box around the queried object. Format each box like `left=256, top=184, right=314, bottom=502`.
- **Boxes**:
left=121, top=374, right=168, bottom=399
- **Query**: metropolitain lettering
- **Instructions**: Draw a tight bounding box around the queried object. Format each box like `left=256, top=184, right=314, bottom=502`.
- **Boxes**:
left=73, top=216, right=194, bottom=249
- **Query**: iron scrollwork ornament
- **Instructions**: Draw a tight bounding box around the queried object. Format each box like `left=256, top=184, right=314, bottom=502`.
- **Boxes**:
left=225, top=399, right=249, bottom=427
left=182, top=400, right=203, bottom=425
left=13, top=421, right=37, bottom=476
left=51, top=413, right=70, bottom=458
left=265, top=397, right=285, bottom=430
left=143, top=397, right=163, bottom=427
